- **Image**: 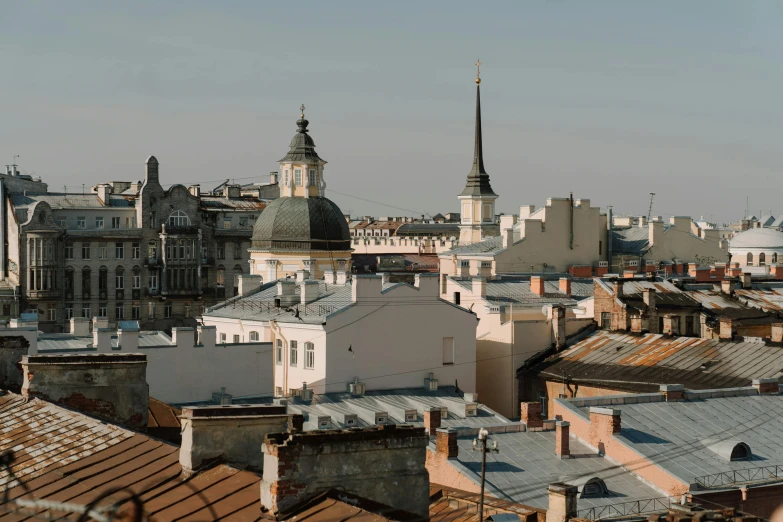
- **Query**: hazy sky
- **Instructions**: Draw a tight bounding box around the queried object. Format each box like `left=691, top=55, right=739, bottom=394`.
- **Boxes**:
left=2, top=1, right=782, bottom=223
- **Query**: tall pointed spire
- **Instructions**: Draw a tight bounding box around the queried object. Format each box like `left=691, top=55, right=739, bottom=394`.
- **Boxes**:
left=460, top=60, right=497, bottom=197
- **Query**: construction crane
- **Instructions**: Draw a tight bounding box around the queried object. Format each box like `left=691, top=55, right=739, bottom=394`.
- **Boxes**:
left=647, top=192, right=656, bottom=223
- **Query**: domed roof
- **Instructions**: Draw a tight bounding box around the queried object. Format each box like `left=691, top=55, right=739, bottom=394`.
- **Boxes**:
left=730, top=228, right=783, bottom=249
left=252, top=197, right=350, bottom=251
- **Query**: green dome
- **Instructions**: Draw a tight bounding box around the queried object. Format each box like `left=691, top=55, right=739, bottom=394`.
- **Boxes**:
left=252, top=197, right=351, bottom=251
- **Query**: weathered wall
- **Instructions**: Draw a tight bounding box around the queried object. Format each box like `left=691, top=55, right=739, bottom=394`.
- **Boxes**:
left=21, top=353, right=149, bottom=429
left=544, top=381, right=631, bottom=419
left=692, top=483, right=783, bottom=520
left=261, top=425, right=430, bottom=518
left=425, top=447, right=482, bottom=493
left=0, top=335, right=31, bottom=390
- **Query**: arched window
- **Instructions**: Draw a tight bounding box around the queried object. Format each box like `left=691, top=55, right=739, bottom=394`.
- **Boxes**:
left=305, top=342, right=315, bottom=369
left=773, top=253, right=779, bottom=264
left=759, top=253, right=766, bottom=266
left=249, top=331, right=259, bottom=342
left=747, top=252, right=754, bottom=266
left=168, top=210, right=190, bottom=227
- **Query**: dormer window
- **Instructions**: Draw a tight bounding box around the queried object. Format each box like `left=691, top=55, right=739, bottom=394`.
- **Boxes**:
left=168, top=210, right=190, bottom=227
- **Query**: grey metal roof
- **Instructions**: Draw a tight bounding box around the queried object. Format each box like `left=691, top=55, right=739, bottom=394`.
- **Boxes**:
left=278, top=116, right=325, bottom=164
left=37, top=331, right=173, bottom=351
left=450, top=277, right=593, bottom=308
left=395, top=223, right=460, bottom=236
left=10, top=193, right=136, bottom=210
left=533, top=330, right=783, bottom=392
left=204, top=281, right=355, bottom=324
left=565, top=392, right=783, bottom=487
left=449, top=430, right=662, bottom=510
left=251, top=196, right=350, bottom=251
left=444, top=235, right=505, bottom=256
left=611, top=227, right=655, bottom=255
left=199, top=196, right=267, bottom=211
left=730, top=228, right=783, bottom=249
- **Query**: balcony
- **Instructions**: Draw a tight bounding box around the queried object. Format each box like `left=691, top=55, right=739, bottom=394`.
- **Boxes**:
left=163, top=225, right=199, bottom=235
left=161, top=288, right=202, bottom=297
left=214, top=228, right=253, bottom=238
left=27, top=289, right=61, bottom=300
left=144, top=257, right=162, bottom=267
left=145, top=288, right=160, bottom=297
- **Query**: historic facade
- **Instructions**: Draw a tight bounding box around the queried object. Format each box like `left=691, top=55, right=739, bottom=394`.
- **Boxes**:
left=249, top=108, right=352, bottom=281
left=1, top=158, right=266, bottom=332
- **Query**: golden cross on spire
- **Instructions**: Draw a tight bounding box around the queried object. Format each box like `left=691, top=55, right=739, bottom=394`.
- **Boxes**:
left=475, top=59, right=482, bottom=84
left=300, top=104, right=306, bottom=118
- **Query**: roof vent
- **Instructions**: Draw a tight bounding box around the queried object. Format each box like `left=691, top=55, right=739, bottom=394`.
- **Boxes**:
left=348, top=376, right=365, bottom=396
left=704, top=439, right=753, bottom=461
left=569, top=477, right=609, bottom=498
left=424, top=372, right=439, bottom=391
left=301, top=382, right=313, bottom=402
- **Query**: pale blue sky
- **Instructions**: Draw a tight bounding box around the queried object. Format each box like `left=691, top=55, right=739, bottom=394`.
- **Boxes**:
left=2, top=1, right=782, bottom=222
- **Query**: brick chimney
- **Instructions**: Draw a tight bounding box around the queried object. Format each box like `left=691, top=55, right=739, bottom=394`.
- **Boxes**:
left=771, top=323, right=783, bottom=344
left=752, top=377, right=780, bottom=395
left=179, top=405, right=299, bottom=473
left=588, top=407, right=621, bottom=453
left=260, top=426, right=430, bottom=518
left=719, top=318, right=734, bottom=341
left=613, top=279, right=624, bottom=299
left=531, top=276, right=545, bottom=297
left=559, top=277, right=571, bottom=297
left=546, top=483, right=578, bottom=522
left=660, top=384, right=685, bottom=402
left=423, top=406, right=442, bottom=434
left=21, top=353, right=149, bottom=430
left=521, top=401, right=544, bottom=429
left=555, top=421, right=570, bottom=458
left=721, top=279, right=735, bottom=296
left=435, top=427, right=458, bottom=457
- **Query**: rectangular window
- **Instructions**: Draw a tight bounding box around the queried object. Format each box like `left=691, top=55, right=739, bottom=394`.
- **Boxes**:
left=65, top=306, right=73, bottom=320
left=65, top=244, right=74, bottom=260
left=599, top=241, right=603, bottom=256
left=150, top=211, right=156, bottom=229
left=126, top=217, right=136, bottom=228
left=115, top=242, right=124, bottom=259
left=95, top=217, right=104, bottom=229
left=442, top=337, right=454, bottom=365
left=290, top=340, right=298, bottom=366
left=165, top=304, right=172, bottom=318
left=112, top=217, right=121, bottom=229
left=284, top=170, right=289, bottom=186
left=305, top=342, right=315, bottom=369
left=99, top=305, right=107, bottom=317
left=217, top=244, right=225, bottom=260
left=115, top=274, right=124, bottom=289
left=685, top=316, right=694, bottom=336
left=56, top=217, right=66, bottom=228
left=234, top=242, right=242, bottom=259
left=276, top=339, right=283, bottom=365
left=184, top=304, right=191, bottom=317
left=148, top=274, right=158, bottom=290
left=309, top=169, right=316, bottom=186
left=98, top=243, right=107, bottom=259
left=133, top=274, right=141, bottom=289
left=148, top=302, right=156, bottom=319
left=601, top=312, right=611, bottom=329
left=77, top=217, right=86, bottom=229
left=132, top=242, right=140, bottom=259
left=220, top=333, right=227, bottom=343
left=48, top=308, right=56, bottom=321
left=82, top=306, right=91, bottom=318
left=115, top=305, right=124, bottom=320
left=233, top=334, right=240, bottom=344
left=223, top=218, right=231, bottom=229
left=294, top=169, right=302, bottom=186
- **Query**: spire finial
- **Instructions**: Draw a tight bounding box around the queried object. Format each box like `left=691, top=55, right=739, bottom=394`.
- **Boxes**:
left=475, top=59, right=482, bottom=84
left=300, top=104, right=306, bottom=118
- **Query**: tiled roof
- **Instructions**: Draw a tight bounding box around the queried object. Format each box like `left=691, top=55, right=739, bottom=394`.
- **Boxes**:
left=561, top=390, right=783, bottom=487
left=447, top=429, right=662, bottom=510
left=533, top=330, right=783, bottom=392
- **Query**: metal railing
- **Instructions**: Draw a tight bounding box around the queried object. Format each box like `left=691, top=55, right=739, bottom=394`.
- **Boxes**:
left=695, top=464, right=783, bottom=489
left=577, top=497, right=674, bottom=520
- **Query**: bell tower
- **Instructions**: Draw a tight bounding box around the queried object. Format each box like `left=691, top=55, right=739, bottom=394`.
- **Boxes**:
left=278, top=105, right=326, bottom=199
left=458, top=60, right=499, bottom=245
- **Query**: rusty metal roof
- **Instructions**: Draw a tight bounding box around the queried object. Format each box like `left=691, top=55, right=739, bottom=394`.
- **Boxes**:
left=533, top=330, right=783, bottom=392
left=429, top=485, right=541, bottom=522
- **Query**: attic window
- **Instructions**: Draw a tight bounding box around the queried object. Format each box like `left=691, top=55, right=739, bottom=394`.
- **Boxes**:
left=376, top=416, right=386, bottom=424
left=345, top=418, right=356, bottom=426
left=704, top=439, right=753, bottom=462
left=579, top=478, right=609, bottom=498
left=731, top=443, right=751, bottom=461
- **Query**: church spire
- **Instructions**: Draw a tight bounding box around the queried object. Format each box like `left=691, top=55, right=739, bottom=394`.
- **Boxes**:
left=460, top=59, right=497, bottom=198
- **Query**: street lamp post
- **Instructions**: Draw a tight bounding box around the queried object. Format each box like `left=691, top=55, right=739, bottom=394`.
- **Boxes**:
left=473, top=428, right=499, bottom=522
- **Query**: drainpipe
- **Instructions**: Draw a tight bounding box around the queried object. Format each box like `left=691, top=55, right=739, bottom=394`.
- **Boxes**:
left=607, top=206, right=613, bottom=271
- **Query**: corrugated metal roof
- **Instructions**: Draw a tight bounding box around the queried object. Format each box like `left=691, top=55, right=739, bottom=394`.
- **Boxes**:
left=448, top=429, right=662, bottom=510
left=396, top=223, right=460, bottom=236
left=451, top=277, right=593, bottom=308
left=10, top=193, right=136, bottom=210
left=444, top=236, right=505, bottom=256
left=199, top=196, right=266, bottom=211
left=429, top=486, right=542, bottom=522
left=534, top=330, right=783, bottom=391
left=611, top=227, right=653, bottom=255
left=36, top=331, right=173, bottom=351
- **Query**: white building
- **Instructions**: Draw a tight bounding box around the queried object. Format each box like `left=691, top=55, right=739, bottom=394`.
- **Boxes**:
left=202, top=272, right=478, bottom=396
left=729, top=227, right=783, bottom=267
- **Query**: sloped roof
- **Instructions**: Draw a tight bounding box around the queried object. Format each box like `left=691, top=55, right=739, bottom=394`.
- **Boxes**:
left=10, top=193, right=136, bottom=210
left=533, top=330, right=783, bottom=391
left=450, top=277, right=593, bottom=308
left=444, top=235, right=504, bottom=256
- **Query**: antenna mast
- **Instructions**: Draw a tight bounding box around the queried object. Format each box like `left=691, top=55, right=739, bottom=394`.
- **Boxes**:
left=647, top=192, right=656, bottom=223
